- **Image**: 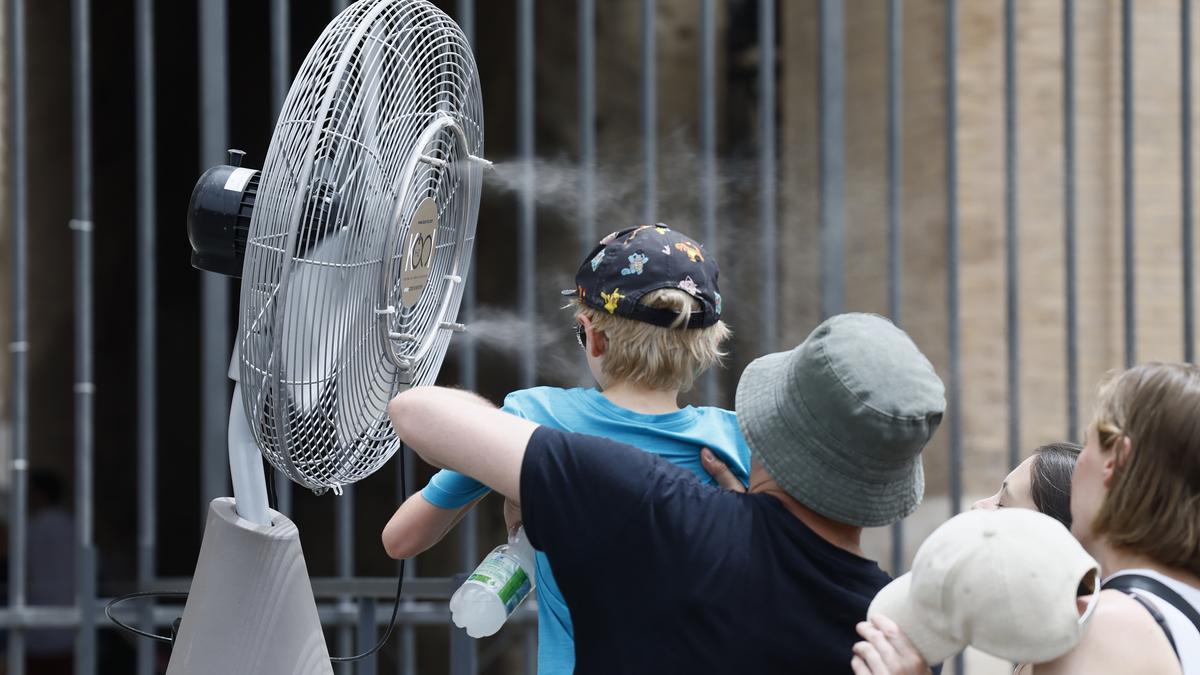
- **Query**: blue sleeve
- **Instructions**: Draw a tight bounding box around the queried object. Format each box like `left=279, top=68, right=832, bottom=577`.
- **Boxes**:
left=422, top=469, right=492, bottom=508
left=419, top=397, right=530, bottom=509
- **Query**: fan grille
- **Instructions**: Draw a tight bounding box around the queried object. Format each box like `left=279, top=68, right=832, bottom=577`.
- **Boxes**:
left=239, top=0, right=483, bottom=492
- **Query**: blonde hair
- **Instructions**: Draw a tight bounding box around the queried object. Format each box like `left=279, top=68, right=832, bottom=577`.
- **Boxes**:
left=573, top=289, right=730, bottom=392
left=1090, top=363, right=1200, bottom=577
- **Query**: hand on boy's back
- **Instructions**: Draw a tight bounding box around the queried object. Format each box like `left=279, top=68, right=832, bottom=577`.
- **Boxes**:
left=701, top=448, right=747, bottom=493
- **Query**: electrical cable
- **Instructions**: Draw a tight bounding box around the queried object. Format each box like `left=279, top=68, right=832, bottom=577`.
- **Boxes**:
left=105, top=591, right=189, bottom=644
left=265, top=455, right=279, bottom=511
left=330, top=440, right=408, bottom=662
left=330, top=558, right=406, bottom=662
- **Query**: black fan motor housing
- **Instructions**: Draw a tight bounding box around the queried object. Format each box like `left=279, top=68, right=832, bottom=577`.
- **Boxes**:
left=187, top=149, right=259, bottom=278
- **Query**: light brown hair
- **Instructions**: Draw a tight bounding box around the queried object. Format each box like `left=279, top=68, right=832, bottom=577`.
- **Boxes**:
left=1091, top=363, right=1200, bottom=577
left=573, top=289, right=731, bottom=392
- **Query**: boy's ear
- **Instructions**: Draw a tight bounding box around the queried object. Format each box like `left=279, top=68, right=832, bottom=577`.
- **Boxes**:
left=579, top=314, right=606, bottom=358
left=590, top=329, right=607, bottom=358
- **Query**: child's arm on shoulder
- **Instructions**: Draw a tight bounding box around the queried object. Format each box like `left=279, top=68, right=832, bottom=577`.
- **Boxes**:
left=382, top=490, right=482, bottom=560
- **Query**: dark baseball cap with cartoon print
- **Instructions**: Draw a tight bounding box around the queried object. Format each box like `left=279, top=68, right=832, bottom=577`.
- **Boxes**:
left=560, top=224, right=722, bottom=328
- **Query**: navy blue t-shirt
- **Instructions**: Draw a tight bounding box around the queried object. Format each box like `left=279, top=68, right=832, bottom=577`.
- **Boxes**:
left=520, top=426, right=895, bottom=674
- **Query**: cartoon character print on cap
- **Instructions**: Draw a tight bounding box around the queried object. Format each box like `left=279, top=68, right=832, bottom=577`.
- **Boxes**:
left=715, top=292, right=722, bottom=314
left=654, top=225, right=669, bottom=234
left=621, top=252, right=649, bottom=276
left=600, top=289, right=625, bottom=314
left=590, top=249, right=606, bottom=271
left=662, top=245, right=671, bottom=256
left=678, top=276, right=700, bottom=297
left=674, top=241, right=704, bottom=262
left=599, top=231, right=620, bottom=245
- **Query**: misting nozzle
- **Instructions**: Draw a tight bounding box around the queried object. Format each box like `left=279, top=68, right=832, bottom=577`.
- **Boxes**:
left=419, top=154, right=449, bottom=168
left=467, top=155, right=494, bottom=170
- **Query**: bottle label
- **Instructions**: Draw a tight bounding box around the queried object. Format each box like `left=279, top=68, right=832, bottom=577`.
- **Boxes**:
left=468, top=552, right=532, bottom=615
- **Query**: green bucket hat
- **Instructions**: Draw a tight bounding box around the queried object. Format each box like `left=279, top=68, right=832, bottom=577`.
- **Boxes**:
left=736, top=313, right=946, bottom=527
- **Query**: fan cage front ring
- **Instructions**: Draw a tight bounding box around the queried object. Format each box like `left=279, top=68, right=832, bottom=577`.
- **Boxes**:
left=377, top=114, right=473, bottom=375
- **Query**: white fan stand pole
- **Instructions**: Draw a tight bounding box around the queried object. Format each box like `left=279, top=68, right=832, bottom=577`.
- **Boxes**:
left=226, top=346, right=269, bottom=527
left=166, top=347, right=333, bottom=675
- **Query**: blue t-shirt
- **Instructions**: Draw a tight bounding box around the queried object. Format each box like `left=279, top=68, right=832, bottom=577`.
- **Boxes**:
left=520, top=426, right=896, bottom=674
left=421, top=387, right=752, bottom=675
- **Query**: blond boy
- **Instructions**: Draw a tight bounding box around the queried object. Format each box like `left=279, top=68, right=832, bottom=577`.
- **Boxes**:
left=382, top=224, right=749, bottom=674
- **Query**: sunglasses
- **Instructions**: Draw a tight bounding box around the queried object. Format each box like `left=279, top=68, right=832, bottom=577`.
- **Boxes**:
left=574, top=323, right=587, bottom=350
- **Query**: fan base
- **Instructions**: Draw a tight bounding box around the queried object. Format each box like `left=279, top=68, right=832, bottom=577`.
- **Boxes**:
left=166, top=498, right=332, bottom=675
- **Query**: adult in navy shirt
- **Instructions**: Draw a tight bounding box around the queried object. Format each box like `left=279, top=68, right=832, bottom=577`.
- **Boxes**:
left=388, top=314, right=946, bottom=673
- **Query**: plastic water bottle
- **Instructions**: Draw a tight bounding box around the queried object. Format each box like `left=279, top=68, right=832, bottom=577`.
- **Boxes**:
left=449, top=527, right=536, bottom=638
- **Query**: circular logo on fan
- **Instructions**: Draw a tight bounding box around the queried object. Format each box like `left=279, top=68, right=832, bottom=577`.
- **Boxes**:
left=401, top=198, right=439, bottom=307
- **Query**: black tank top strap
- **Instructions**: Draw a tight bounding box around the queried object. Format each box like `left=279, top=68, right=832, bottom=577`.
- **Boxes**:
left=1101, top=574, right=1199, bottom=662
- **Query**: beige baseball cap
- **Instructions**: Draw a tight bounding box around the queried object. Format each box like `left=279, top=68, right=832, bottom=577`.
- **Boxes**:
left=869, top=508, right=1100, bottom=665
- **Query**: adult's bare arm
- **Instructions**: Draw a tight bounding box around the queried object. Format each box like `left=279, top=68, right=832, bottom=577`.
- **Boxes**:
left=388, top=386, right=538, bottom=502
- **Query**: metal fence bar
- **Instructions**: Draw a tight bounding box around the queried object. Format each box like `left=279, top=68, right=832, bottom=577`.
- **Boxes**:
left=818, top=0, right=843, bottom=321
left=357, top=598, right=378, bottom=675
left=1122, top=0, right=1135, bottom=368
left=580, top=0, right=596, bottom=256
left=578, top=0, right=598, bottom=386
left=1063, top=0, right=1079, bottom=442
left=456, top=0, right=477, bottom=403
left=763, top=0, right=782, bottom=353
left=518, top=0, right=536, bottom=389
left=399, top=609, right=417, bottom=675
left=945, top=2, right=963, bottom=672
left=334, top=11, right=359, bottom=665
left=642, top=0, right=657, bottom=223
left=454, top=1, right=478, bottom=672
left=887, top=0, right=905, bottom=575
left=0, top=600, right=538, bottom=628
left=945, top=0, right=962, bottom=515
left=448, top=577, right=478, bottom=675
left=135, top=0, right=158, bottom=673
left=336, top=488, right=354, bottom=675
left=1184, top=0, right=1196, bottom=364
left=199, top=0, right=231, bottom=519
left=270, top=0, right=293, bottom=517
left=699, top=0, right=719, bottom=404
left=72, top=0, right=98, bottom=670
left=1004, top=0, right=1020, bottom=471
left=404, top=454, right=419, bottom=566
left=887, top=0, right=904, bottom=340
left=397, top=445, right=421, bottom=673
left=7, top=0, right=29, bottom=671
left=523, top=627, right=537, bottom=675
left=763, top=0, right=782, bottom=345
